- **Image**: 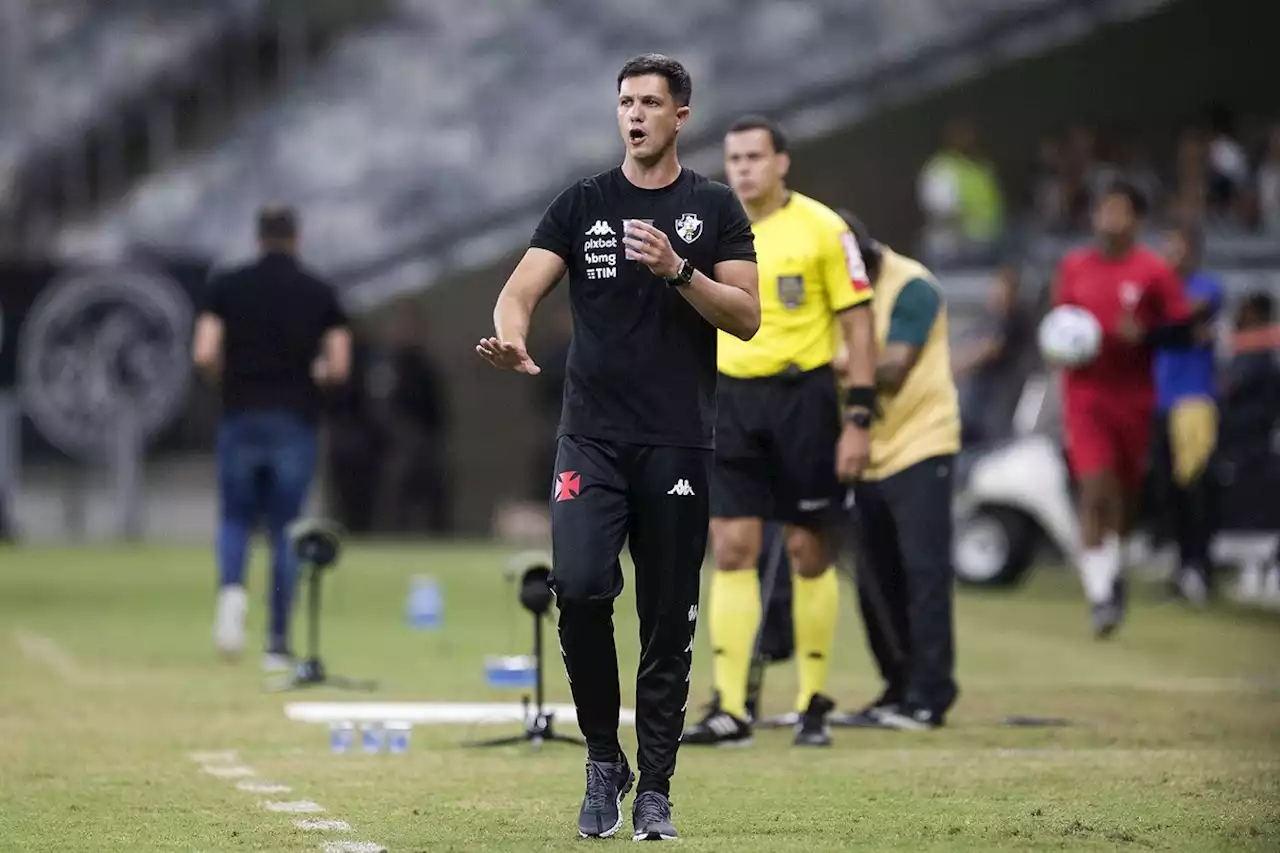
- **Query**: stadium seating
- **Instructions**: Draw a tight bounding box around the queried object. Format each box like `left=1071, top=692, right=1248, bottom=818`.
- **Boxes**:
left=0, top=1, right=259, bottom=176
left=56, top=0, right=1075, bottom=282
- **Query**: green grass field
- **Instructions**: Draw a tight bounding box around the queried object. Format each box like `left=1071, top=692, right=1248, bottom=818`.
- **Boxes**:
left=1, top=541, right=1278, bottom=852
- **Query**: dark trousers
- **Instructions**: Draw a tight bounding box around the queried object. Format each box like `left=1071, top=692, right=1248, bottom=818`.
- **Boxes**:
left=548, top=435, right=710, bottom=797
left=1151, top=411, right=1217, bottom=578
left=851, top=455, right=958, bottom=715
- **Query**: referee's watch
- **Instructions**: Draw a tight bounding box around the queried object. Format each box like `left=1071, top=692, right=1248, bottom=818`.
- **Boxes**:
left=664, top=257, right=694, bottom=287
left=845, top=409, right=872, bottom=430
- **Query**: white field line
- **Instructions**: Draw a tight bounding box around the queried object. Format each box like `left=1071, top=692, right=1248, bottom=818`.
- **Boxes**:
left=264, top=801, right=325, bottom=814
left=295, top=819, right=351, bottom=831
left=189, top=749, right=383, bottom=850
left=237, top=781, right=292, bottom=794
left=11, top=628, right=126, bottom=686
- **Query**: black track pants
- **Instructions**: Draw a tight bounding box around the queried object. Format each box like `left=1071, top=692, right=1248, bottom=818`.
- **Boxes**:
left=548, top=435, right=710, bottom=796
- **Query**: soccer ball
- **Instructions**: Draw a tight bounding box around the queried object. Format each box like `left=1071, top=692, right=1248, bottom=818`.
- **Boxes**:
left=1037, top=305, right=1102, bottom=368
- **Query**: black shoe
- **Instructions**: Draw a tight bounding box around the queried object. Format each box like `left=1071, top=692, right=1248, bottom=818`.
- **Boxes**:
left=793, top=694, right=835, bottom=746
left=829, top=691, right=900, bottom=728
left=1092, top=577, right=1128, bottom=639
left=682, top=707, right=752, bottom=747
left=876, top=703, right=944, bottom=731
left=632, top=791, right=678, bottom=841
left=577, top=755, right=635, bottom=838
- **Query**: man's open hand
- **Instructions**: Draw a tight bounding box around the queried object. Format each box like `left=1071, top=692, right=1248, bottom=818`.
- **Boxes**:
left=623, top=220, right=682, bottom=280
left=476, top=336, right=540, bottom=374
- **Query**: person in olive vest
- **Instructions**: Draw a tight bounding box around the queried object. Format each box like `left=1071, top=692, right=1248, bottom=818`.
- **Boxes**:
left=836, top=215, right=962, bottom=731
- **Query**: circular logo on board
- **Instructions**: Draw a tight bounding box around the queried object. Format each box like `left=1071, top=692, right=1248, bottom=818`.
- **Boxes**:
left=17, top=266, right=194, bottom=460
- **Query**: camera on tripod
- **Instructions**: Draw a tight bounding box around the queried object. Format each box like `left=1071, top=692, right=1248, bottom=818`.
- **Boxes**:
left=464, top=550, right=583, bottom=750
left=266, top=517, right=376, bottom=693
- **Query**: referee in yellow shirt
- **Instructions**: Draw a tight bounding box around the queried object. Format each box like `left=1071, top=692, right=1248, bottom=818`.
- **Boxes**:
left=833, top=215, right=961, bottom=732
left=684, top=116, right=877, bottom=748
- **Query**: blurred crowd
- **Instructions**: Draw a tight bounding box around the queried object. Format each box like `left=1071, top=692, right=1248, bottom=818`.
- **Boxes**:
left=323, top=306, right=453, bottom=536
left=916, top=106, right=1280, bottom=270
left=913, top=105, right=1280, bottom=453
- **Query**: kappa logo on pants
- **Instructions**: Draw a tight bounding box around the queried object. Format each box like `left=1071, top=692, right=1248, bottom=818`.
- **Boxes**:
left=667, top=479, right=695, bottom=496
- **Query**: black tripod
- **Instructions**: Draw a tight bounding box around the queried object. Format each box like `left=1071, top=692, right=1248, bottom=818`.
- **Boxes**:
left=465, top=564, right=583, bottom=750
left=268, top=520, right=376, bottom=693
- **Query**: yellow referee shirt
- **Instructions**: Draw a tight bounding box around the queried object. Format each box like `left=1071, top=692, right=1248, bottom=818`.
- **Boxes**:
left=717, top=192, right=872, bottom=378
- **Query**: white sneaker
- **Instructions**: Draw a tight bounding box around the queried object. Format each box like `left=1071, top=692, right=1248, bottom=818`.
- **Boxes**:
left=260, top=652, right=294, bottom=673
left=214, top=585, right=248, bottom=658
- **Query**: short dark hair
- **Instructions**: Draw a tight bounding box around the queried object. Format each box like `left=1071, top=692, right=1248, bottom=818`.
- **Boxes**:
left=1101, top=179, right=1149, bottom=218
left=617, top=54, right=692, bottom=107
left=257, top=204, right=298, bottom=241
left=726, top=114, right=788, bottom=154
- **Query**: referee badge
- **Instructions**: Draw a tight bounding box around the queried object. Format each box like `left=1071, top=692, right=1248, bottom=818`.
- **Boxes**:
left=674, top=213, right=703, bottom=244
left=777, top=274, right=805, bottom=310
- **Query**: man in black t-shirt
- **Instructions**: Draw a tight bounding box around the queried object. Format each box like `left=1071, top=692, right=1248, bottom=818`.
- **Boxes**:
left=193, top=206, right=351, bottom=671
left=477, top=54, right=759, bottom=842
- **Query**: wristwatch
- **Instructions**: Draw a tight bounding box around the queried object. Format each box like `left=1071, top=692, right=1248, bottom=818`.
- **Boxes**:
left=845, top=409, right=872, bottom=429
left=664, top=257, right=694, bottom=287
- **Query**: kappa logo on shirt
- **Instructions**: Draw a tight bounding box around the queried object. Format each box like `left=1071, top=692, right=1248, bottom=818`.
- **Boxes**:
left=1120, top=280, right=1143, bottom=309
left=585, top=220, right=615, bottom=237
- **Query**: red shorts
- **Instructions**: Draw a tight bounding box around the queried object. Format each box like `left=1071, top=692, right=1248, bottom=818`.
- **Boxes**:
left=1063, top=392, right=1153, bottom=493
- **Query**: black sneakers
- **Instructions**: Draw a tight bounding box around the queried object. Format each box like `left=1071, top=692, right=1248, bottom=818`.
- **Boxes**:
left=632, top=791, right=678, bottom=841
left=828, top=690, right=901, bottom=728
left=876, top=703, right=945, bottom=731
left=793, top=693, right=835, bottom=746
left=577, top=755, right=635, bottom=839
left=682, top=706, right=753, bottom=747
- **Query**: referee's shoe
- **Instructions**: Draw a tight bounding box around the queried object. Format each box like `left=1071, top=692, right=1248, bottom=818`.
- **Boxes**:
left=682, top=698, right=753, bottom=746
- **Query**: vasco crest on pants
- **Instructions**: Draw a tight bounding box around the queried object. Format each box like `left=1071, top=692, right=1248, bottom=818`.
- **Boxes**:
left=17, top=266, right=193, bottom=460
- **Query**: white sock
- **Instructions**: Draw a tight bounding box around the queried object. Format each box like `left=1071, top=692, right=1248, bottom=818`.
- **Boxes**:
left=1079, top=538, right=1121, bottom=604
left=1107, top=533, right=1125, bottom=576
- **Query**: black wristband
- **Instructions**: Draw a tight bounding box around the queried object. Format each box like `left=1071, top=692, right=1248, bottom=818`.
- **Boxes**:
left=1143, top=321, right=1198, bottom=349
left=844, top=385, right=876, bottom=412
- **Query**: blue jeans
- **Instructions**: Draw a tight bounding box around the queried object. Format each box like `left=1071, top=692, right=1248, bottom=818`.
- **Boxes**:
left=216, top=409, right=318, bottom=648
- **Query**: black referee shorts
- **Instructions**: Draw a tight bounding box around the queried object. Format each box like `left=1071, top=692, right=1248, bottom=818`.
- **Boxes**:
left=711, top=364, right=841, bottom=527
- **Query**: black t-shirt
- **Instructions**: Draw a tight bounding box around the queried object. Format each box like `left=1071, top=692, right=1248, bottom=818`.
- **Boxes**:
left=203, top=252, right=348, bottom=421
left=530, top=167, right=756, bottom=448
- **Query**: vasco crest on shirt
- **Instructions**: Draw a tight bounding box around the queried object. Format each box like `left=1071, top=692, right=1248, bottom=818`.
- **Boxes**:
left=674, top=213, right=703, bottom=244
left=777, top=274, right=805, bottom=309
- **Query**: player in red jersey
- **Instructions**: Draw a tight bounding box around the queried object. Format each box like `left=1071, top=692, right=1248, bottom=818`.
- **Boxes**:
left=1052, top=181, right=1198, bottom=637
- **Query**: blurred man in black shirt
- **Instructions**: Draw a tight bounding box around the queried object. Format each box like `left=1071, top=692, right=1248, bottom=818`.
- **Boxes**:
left=193, top=206, right=350, bottom=671
left=477, top=54, right=758, bottom=842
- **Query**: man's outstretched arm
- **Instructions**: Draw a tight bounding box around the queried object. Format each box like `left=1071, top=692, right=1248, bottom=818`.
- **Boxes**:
left=476, top=247, right=566, bottom=374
